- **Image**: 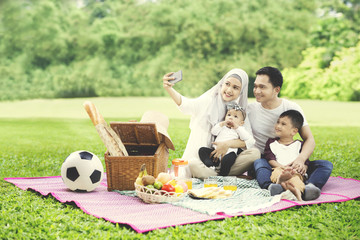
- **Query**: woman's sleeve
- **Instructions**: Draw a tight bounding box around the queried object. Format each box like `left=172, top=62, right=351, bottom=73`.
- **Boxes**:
left=177, top=95, right=199, bottom=116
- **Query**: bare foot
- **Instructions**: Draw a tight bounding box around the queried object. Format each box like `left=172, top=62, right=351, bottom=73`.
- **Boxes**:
left=281, top=181, right=302, bottom=201
left=277, top=168, right=294, bottom=183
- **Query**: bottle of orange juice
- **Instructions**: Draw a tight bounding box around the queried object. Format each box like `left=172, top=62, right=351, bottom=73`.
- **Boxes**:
left=170, top=159, right=192, bottom=189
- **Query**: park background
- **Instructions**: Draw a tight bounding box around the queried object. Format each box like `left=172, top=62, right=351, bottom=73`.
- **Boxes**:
left=0, top=0, right=359, bottom=239
left=0, top=0, right=359, bottom=101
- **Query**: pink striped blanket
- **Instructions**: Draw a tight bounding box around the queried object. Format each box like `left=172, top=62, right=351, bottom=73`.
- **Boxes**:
left=4, top=176, right=360, bottom=233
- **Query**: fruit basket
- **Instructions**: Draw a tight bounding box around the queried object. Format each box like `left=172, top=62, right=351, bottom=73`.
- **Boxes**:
left=134, top=184, right=186, bottom=204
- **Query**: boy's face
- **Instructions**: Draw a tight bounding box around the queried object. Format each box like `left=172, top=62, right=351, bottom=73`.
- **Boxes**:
left=225, top=109, right=244, bottom=126
left=275, top=116, right=298, bottom=139
left=221, top=77, right=242, bottom=102
left=253, top=74, right=280, bottom=104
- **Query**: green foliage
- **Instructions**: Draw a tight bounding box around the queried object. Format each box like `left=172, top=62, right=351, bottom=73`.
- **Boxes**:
left=309, top=0, right=360, bottom=67
left=282, top=42, right=360, bottom=101
left=1, top=0, right=358, bottom=102
left=281, top=0, right=360, bottom=101
left=0, top=0, right=317, bottom=100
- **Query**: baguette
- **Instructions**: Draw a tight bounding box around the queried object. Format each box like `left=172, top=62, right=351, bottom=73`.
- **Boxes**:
left=83, top=101, right=128, bottom=156
left=83, top=101, right=106, bottom=126
left=104, top=124, right=129, bottom=156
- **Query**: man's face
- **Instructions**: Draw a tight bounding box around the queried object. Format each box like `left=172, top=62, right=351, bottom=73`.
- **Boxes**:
left=253, top=74, right=279, bottom=103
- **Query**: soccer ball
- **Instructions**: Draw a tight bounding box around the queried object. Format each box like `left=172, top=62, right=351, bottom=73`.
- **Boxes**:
left=61, top=150, right=104, bottom=192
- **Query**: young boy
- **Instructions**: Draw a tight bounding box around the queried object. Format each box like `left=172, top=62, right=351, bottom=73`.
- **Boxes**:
left=264, top=110, right=308, bottom=200
left=199, top=103, right=255, bottom=176
left=250, top=66, right=333, bottom=201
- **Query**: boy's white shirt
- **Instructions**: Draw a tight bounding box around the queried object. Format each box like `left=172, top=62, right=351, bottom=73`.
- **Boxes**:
left=269, top=140, right=302, bottom=165
left=247, top=98, right=308, bottom=154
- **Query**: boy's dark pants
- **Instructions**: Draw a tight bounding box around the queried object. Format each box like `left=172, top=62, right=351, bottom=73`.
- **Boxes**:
left=254, top=158, right=333, bottom=190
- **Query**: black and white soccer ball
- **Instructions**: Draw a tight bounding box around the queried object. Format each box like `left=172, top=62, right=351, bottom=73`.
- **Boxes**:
left=61, top=150, right=104, bottom=192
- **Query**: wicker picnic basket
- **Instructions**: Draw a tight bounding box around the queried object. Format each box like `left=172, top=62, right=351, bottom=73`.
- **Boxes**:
left=104, top=122, right=171, bottom=191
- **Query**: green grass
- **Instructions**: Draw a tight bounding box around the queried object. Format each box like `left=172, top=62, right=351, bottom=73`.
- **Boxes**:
left=1, top=97, right=360, bottom=126
left=1, top=98, right=360, bottom=239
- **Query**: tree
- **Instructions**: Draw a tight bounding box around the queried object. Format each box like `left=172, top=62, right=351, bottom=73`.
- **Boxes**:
left=310, top=0, right=360, bottom=67
left=282, top=42, right=360, bottom=101
left=0, top=0, right=318, bottom=100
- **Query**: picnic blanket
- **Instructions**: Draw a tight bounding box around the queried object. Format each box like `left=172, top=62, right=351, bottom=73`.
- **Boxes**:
left=4, top=176, right=360, bottom=233
left=119, top=177, right=287, bottom=215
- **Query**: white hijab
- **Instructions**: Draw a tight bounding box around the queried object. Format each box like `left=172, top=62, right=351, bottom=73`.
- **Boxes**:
left=189, top=68, right=249, bottom=131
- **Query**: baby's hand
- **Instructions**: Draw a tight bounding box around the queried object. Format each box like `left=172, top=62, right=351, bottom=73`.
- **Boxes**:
left=219, top=121, right=227, bottom=127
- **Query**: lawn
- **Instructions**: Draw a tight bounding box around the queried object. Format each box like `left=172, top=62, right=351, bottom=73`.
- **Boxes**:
left=0, top=98, right=359, bottom=239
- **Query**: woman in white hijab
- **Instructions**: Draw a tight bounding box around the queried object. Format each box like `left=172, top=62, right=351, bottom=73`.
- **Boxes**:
left=163, top=69, right=260, bottom=179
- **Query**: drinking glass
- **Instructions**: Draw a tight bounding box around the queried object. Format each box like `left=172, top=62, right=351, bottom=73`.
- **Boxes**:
left=204, top=177, right=218, bottom=188
left=223, top=176, right=237, bottom=191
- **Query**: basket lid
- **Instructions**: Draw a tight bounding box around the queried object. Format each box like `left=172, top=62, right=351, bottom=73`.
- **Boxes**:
left=109, top=111, right=175, bottom=150
left=139, top=111, right=175, bottom=150
left=110, top=122, right=161, bottom=147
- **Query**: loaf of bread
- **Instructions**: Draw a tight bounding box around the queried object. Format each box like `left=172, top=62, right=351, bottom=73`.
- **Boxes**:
left=83, top=101, right=128, bottom=156
left=83, top=101, right=106, bottom=126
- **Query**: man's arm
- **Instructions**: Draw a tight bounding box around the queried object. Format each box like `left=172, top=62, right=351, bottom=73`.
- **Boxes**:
left=289, top=125, right=315, bottom=175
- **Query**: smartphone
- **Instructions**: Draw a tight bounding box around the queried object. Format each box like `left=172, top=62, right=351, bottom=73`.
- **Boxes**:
left=169, top=70, right=182, bottom=84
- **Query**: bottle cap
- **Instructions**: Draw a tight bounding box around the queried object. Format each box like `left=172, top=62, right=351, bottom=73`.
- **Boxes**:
left=172, top=159, right=188, bottom=166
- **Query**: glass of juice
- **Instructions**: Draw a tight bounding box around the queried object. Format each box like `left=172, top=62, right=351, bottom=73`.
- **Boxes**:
left=204, top=177, right=218, bottom=188
left=184, top=178, right=193, bottom=190
left=223, top=176, right=237, bottom=191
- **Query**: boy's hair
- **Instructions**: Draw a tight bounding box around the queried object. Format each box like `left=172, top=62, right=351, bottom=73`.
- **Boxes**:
left=256, top=66, right=283, bottom=88
left=279, top=110, right=304, bottom=131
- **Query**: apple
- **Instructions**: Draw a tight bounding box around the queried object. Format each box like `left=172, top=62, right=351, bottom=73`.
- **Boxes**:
left=153, top=181, right=163, bottom=190
left=177, top=181, right=188, bottom=192
left=156, top=172, right=172, bottom=185
left=161, top=183, right=175, bottom=192
left=174, top=184, right=184, bottom=193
